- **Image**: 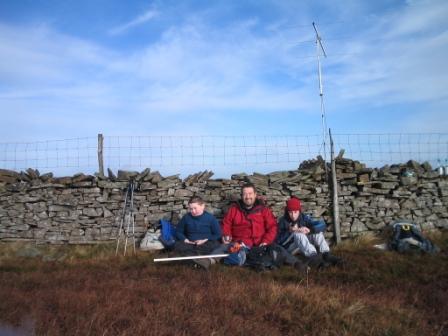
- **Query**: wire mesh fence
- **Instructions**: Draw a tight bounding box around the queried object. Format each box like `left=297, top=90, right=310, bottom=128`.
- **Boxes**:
left=1, top=133, right=447, bottom=178
left=331, top=133, right=448, bottom=168
left=104, top=135, right=323, bottom=173
left=0, top=137, right=98, bottom=174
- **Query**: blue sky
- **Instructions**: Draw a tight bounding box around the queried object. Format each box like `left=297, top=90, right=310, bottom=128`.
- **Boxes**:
left=1, top=0, right=447, bottom=139
left=0, top=0, right=447, bottom=176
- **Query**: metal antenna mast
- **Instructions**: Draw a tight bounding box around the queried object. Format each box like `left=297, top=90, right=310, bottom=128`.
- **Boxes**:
left=312, top=22, right=328, bottom=171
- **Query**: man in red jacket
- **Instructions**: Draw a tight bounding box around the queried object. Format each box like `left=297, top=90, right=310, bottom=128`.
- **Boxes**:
left=221, top=183, right=277, bottom=247
left=220, top=183, right=308, bottom=273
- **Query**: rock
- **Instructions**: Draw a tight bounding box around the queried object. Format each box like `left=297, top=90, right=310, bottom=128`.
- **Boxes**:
left=365, top=219, right=386, bottom=230
left=146, top=171, right=163, bottom=183
left=421, top=161, right=432, bottom=172
left=184, top=170, right=214, bottom=185
left=107, top=168, right=117, bottom=180
left=435, top=218, right=448, bottom=229
left=26, top=168, right=40, bottom=179
left=174, top=189, right=194, bottom=197
left=117, top=170, right=140, bottom=181
left=97, top=181, right=129, bottom=189
left=357, top=173, right=370, bottom=184
left=103, top=208, right=114, bottom=218
left=0, top=169, right=20, bottom=183
left=157, top=177, right=180, bottom=188
left=40, top=172, right=53, bottom=181
left=140, top=182, right=156, bottom=191
left=400, top=175, right=418, bottom=186
left=82, top=208, right=103, bottom=217
left=135, top=168, right=151, bottom=181
left=49, top=205, right=74, bottom=212
left=351, top=219, right=367, bottom=233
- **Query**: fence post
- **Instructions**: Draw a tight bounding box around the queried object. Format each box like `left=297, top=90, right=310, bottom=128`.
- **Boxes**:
left=329, top=129, right=341, bottom=244
left=98, top=134, right=104, bottom=177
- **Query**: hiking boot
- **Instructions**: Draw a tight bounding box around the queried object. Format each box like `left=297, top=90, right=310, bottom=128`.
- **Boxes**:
left=193, top=258, right=211, bottom=270
left=293, top=261, right=310, bottom=275
left=305, top=254, right=328, bottom=270
left=322, top=252, right=343, bottom=266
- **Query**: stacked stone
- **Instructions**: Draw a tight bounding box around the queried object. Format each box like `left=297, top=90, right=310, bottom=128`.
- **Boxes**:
left=335, top=158, right=448, bottom=237
left=0, top=156, right=447, bottom=244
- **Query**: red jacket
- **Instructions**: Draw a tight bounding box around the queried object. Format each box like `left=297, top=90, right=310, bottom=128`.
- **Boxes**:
left=221, top=200, right=277, bottom=248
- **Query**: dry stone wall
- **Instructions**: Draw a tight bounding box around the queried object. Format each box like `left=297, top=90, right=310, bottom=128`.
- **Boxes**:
left=0, top=157, right=447, bottom=244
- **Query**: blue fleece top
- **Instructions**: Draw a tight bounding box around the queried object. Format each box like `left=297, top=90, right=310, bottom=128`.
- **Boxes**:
left=175, top=211, right=222, bottom=242
left=277, top=212, right=327, bottom=246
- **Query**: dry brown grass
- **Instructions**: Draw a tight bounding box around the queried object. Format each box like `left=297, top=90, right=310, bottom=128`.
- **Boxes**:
left=0, top=233, right=447, bottom=336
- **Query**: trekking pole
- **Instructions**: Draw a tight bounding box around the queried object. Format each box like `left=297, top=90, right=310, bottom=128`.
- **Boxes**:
left=130, top=180, right=136, bottom=254
left=116, top=180, right=137, bottom=256
left=115, top=183, right=130, bottom=256
left=123, top=180, right=136, bottom=256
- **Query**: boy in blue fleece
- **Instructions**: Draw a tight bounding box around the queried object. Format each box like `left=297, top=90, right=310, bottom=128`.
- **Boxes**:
left=174, top=196, right=221, bottom=267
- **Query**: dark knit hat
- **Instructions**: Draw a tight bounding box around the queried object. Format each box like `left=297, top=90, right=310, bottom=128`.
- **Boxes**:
left=286, top=197, right=301, bottom=211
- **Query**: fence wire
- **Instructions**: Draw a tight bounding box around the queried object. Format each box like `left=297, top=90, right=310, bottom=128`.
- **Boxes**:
left=0, top=133, right=447, bottom=178
left=104, top=135, right=322, bottom=169
left=0, top=137, right=97, bottom=173
left=331, top=133, right=448, bottom=168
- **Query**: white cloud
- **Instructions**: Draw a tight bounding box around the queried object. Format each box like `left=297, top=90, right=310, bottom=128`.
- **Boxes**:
left=0, top=23, right=114, bottom=87
left=0, top=17, right=319, bottom=143
left=322, top=0, right=448, bottom=108
left=109, top=9, right=158, bottom=36
left=389, top=0, right=448, bottom=37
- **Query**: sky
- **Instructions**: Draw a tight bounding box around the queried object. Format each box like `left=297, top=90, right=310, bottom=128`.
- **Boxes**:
left=0, top=0, right=447, bottom=176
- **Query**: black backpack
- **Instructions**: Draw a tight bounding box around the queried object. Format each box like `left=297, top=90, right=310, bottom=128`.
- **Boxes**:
left=245, top=245, right=286, bottom=272
left=389, top=221, right=439, bottom=254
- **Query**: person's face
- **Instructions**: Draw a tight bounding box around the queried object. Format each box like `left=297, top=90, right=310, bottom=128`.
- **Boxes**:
left=189, top=202, right=205, bottom=217
left=288, top=210, right=300, bottom=221
left=242, top=187, right=256, bottom=208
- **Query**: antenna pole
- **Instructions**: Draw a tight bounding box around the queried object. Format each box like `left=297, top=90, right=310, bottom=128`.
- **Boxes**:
left=313, top=22, right=328, bottom=174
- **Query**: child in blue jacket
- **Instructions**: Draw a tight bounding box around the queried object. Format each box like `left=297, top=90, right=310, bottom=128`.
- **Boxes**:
left=277, top=196, right=342, bottom=267
left=174, top=195, right=221, bottom=269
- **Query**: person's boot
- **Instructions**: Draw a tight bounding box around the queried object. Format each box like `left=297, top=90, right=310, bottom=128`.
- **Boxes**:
left=293, top=260, right=310, bottom=275
left=193, top=258, right=211, bottom=270
left=322, top=252, right=343, bottom=266
left=305, top=253, right=328, bottom=270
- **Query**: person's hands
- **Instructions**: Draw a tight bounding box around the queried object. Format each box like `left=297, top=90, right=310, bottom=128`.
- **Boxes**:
left=184, top=239, right=195, bottom=244
left=194, top=239, right=208, bottom=246
left=259, top=242, right=267, bottom=247
left=222, top=236, right=232, bottom=244
left=297, top=227, right=310, bottom=234
left=290, top=224, right=299, bottom=233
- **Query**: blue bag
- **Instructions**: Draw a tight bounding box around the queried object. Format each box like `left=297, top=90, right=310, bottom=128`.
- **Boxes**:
left=310, top=219, right=327, bottom=233
left=158, top=219, right=176, bottom=249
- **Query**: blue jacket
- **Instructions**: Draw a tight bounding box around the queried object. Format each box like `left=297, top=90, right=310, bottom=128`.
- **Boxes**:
left=277, top=212, right=326, bottom=246
left=175, top=211, right=222, bottom=242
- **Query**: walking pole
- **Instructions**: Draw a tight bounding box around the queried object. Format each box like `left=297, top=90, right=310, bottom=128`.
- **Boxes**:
left=154, top=254, right=229, bottom=262
left=116, top=180, right=137, bottom=256
left=115, top=183, right=130, bottom=256
left=130, top=180, right=136, bottom=254
left=123, top=180, right=136, bottom=256
left=124, top=213, right=130, bottom=256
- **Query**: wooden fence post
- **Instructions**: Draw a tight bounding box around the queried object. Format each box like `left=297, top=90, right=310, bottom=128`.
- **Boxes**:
left=98, top=134, right=104, bottom=177
left=329, top=129, right=341, bottom=244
